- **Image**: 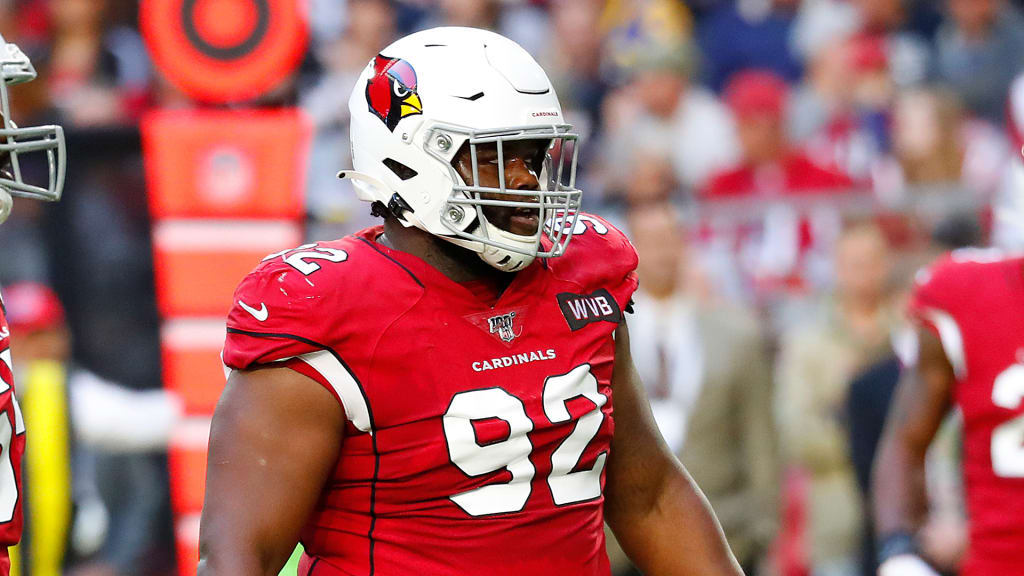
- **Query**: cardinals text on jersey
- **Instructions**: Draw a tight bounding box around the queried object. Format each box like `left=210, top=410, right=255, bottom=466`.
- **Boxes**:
left=222, top=214, right=637, bottom=576
left=909, top=250, right=1024, bottom=576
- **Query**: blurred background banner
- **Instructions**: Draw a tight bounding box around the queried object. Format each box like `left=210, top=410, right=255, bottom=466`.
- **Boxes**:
left=0, top=0, right=1023, bottom=575
left=140, top=0, right=308, bottom=103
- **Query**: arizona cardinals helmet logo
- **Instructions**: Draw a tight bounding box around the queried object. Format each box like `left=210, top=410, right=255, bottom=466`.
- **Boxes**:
left=365, top=54, right=422, bottom=132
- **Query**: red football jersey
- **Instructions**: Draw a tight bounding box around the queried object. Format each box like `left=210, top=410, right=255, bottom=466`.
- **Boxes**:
left=223, top=214, right=638, bottom=575
left=0, top=294, right=25, bottom=576
left=909, top=250, right=1024, bottom=576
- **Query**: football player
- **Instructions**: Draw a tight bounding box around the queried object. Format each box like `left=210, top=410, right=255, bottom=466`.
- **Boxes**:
left=199, top=28, right=743, bottom=575
left=0, top=32, right=67, bottom=575
left=872, top=168, right=1024, bottom=572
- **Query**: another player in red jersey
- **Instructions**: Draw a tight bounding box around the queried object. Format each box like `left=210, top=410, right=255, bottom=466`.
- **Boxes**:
left=198, top=27, right=742, bottom=576
left=0, top=32, right=67, bottom=576
left=0, top=298, right=22, bottom=576
left=873, top=248, right=1024, bottom=576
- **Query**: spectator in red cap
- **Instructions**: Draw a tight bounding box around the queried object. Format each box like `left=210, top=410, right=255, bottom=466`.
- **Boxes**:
left=4, top=282, right=67, bottom=359
left=698, top=70, right=855, bottom=299
left=705, top=69, right=854, bottom=199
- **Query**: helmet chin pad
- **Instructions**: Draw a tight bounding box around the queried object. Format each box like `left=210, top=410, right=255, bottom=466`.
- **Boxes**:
left=440, top=215, right=539, bottom=272
left=476, top=218, right=538, bottom=272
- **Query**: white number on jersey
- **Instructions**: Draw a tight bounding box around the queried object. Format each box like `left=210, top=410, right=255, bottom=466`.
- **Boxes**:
left=443, top=388, right=536, bottom=516
left=442, top=365, right=608, bottom=516
left=992, top=364, right=1024, bottom=478
left=263, top=243, right=349, bottom=276
left=543, top=364, right=607, bottom=505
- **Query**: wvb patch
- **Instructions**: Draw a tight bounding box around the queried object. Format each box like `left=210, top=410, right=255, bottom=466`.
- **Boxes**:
left=556, top=289, right=621, bottom=331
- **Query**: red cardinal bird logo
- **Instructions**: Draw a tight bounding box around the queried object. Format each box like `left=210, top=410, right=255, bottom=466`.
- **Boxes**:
left=365, top=54, right=423, bottom=132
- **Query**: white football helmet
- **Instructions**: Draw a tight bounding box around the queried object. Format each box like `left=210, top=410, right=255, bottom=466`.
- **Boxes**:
left=0, top=33, right=66, bottom=225
left=338, top=27, right=581, bottom=272
left=995, top=73, right=1024, bottom=250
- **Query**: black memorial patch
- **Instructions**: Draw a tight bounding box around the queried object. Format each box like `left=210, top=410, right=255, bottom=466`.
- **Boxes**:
left=556, top=289, right=621, bottom=331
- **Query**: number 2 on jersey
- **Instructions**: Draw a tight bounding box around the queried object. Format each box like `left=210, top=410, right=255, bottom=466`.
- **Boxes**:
left=442, top=364, right=607, bottom=516
left=263, top=243, right=348, bottom=276
left=992, top=364, right=1024, bottom=477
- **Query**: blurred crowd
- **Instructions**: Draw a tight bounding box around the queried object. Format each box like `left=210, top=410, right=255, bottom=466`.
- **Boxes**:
left=1, top=0, right=1024, bottom=574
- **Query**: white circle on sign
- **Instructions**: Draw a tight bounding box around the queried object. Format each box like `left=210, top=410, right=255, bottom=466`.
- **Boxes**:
left=197, top=146, right=255, bottom=206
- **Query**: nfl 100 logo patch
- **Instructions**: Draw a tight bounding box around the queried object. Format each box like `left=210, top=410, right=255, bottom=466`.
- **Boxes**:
left=487, top=311, right=519, bottom=343
left=463, top=306, right=528, bottom=347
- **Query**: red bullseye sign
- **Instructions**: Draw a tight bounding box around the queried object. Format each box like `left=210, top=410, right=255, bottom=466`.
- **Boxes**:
left=141, top=0, right=307, bottom=103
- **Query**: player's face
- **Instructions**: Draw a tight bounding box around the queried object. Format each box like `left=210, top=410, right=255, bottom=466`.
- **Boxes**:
left=452, top=140, right=546, bottom=236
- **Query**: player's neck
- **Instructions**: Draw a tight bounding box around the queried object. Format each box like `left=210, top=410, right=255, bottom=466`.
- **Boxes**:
left=380, top=217, right=514, bottom=284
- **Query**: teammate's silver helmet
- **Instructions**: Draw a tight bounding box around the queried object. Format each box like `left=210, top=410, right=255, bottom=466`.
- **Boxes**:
left=0, top=33, right=66, bottom=225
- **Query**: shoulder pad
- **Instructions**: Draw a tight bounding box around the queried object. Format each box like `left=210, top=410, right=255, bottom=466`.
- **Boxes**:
left=548, top=213, right=639, bottom=309
left=910, top=253, right=967, bottom=316
left=911, top=249, right=1013, bottom=308
left=223, top=239, right=360, bottom=370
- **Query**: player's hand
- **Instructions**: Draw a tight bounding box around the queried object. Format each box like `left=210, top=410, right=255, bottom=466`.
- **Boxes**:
left=878, top=554, right=941, bottom=576
left=919, top=514, right=966, bottom=572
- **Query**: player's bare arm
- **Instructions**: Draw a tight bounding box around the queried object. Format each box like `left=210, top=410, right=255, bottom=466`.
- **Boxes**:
left=872, top=326, right=955, bottom=574
left=198, top=366, right=345, bottom=576
left=604, top=321, right=743, bottom=576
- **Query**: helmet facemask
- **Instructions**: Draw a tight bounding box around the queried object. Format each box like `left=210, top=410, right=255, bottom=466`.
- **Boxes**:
left=0, top=39, right=66, bottom=207
left=428, top=123, right=582, bottom=272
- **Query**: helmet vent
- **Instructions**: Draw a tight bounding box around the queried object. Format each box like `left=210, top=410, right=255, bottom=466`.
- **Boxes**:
left=383, top=158, right=418, bottom=181
left=455, top=92, right=485, bottom=101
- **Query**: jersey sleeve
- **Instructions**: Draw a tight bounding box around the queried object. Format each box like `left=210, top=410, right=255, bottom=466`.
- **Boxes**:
left=0, top=301, right=25, bottom=570
left=907, top=253, right=976, bottom=379
left=221, top=246, right=374, bottom=434
left=909, top=255, right=956, bottom=321
left=222, top=258, right=332, bottom=370
left=551, top=213, right=640, bottom=312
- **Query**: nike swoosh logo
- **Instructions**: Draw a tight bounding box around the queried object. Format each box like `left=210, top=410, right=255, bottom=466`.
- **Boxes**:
left=0, top=328, right=8, bottom=339
left=238, top=301, right=268, bottom=322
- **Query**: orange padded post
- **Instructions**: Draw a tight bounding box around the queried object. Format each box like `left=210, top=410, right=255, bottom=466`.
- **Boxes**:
left=151, top=220, right=302, bottom=317
left=142, top=109, right=310, bottom=219
left=144, top=107, right=310, bottom=576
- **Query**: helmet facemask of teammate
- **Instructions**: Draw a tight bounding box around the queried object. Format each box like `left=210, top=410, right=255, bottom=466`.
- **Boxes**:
left=339, top=27, right=582, bottom=272
left=0, top=33, right=66, bottom=225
